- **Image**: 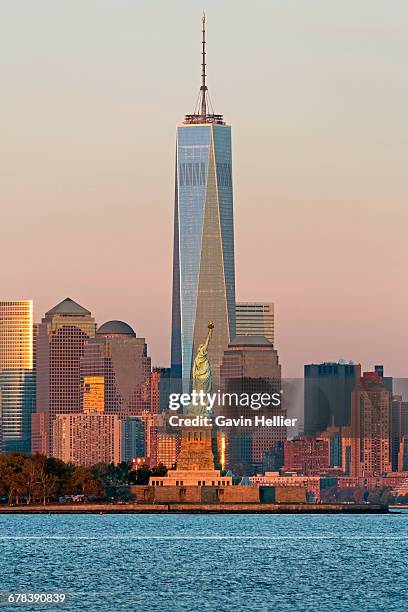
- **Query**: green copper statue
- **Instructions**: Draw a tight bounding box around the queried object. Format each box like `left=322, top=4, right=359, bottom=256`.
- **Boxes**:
left=188, top=321, right=214, bottom=416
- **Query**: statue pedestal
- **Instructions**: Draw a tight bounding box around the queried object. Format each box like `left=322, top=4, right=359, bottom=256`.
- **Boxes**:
left=176, top=424, right=215, bottom=471
left=151, top=469, right=231, bottom=487
left=150, top=423, right=232, bottom=487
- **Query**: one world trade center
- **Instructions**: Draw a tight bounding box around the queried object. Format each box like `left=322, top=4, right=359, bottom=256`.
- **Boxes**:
left=171, top=15, right=236, bottom=390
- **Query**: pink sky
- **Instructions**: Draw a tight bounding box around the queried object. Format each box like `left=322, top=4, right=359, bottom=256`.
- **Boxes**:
left=1, top=1, right=407, bottom=376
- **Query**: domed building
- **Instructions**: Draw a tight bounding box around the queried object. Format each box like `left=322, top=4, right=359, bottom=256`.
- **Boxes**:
left=80, top=320, right=152, bottom=418
left=96, top=320, right=136, bottom=337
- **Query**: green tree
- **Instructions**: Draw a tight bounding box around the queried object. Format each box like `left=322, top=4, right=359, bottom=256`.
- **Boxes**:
left=367, top=489, right=382, bottom=504
left=380, top=488, right=395, bottom=505
left=91, top=461, right=132, bottom=498
left=34, top=455, right=57, bottom=505
left=131, top=463, right=151, bottom=485
left=21, top=457, right=39, bottom=504
left=151, top=463, right=168, bottom=477
left=0, top=453, right=25, bottom=504
left=69, top=467, right=105, bottom=498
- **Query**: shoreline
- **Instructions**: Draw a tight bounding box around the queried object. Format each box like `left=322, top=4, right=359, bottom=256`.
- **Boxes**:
left=0, top=503, right=390, bottom=514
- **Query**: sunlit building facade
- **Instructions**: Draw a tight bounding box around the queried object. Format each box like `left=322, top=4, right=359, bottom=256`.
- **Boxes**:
left=81, top=320, right=151, bottom=417
left=350, top=371, right=391, bottom=477
left=0, top=301, right=35, bottom=452
left=33, top=297, right=96, bottom=456
left=304, top=362, right=361, bottom=435
left=52, top=412, right=121, bottom=467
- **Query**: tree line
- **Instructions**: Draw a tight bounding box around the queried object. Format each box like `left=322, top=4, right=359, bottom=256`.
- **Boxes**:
left=320, top=485, right=405, bottom=505
left=0, top=453, right=168, bottom=505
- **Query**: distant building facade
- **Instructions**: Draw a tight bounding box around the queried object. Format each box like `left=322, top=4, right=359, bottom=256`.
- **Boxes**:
left=80, top=320, right=151, bottom=417
left=398, top=438, right=408, bottom=472
left=391, top=395, right=404, bottom=472
left=52, top=412, right=121, bottom=466
left=304, top=362, right=361, bottom=435
left=350, top=371, right=391, bottom=477
left=0, top=301, right=36, bottom=453
left=283, top=436, right=330, bottom=476
left=155, top=431, right=179, bottom=469
left=121, top=417, right=145, bottom=462
left=146, top=413, right=180, bottom=468
left=33, top=297, right=96, bottom=456
left=152, top=367, right=172, bottom=412
left=220, top=336, right=285, bottom=475
left=235, top=302, right=274, bottom=345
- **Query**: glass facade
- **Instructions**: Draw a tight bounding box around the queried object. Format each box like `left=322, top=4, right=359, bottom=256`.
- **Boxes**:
left=121, top=417, right=146, bottom=462
left=171, top=123, right=236, bottom=390
left=0, top=300, right=35, bottom=452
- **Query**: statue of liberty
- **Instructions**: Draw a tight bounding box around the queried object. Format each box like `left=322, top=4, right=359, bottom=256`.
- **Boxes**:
left=176, top=321, right=217, bottom=472
left=188, top=321, right=214, bottom=416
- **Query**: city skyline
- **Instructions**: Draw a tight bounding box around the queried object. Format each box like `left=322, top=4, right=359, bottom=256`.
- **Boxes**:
left=1, top=2, right=408, bottom=376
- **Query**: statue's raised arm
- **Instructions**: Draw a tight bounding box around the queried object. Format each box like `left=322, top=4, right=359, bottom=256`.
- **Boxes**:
left=202, top=321, right=214, bottom=352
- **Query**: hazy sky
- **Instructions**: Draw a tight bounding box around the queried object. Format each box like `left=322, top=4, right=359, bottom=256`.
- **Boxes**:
left=1, top=0, right=407, bottom=376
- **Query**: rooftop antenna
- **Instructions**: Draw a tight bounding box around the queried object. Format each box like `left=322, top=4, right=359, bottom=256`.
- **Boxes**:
left=184, top=13, right=224, bottom=124
left=200, top=12, right=207, bottom=117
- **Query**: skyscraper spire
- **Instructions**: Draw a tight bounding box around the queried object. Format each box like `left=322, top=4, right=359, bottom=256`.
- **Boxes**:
left=200, top=12, right=207, bottom=117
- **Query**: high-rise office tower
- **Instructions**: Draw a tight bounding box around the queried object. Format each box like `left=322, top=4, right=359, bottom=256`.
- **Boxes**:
left=33, top=297, right=96, bottom=456
left=145, top=412, right=181, bottom=468
left=171, top=15, right=236, bottom=389
left=220, top=336, right=284, bottom=475
left=304, top=362, right=361, bottom=435
left=390, top=395, right=405, bottom=472
left=0, top=301, right=35, bottom=452
left=374, top=364, right=393, bottom=396
left=121, top=417, right=146, bottom=462
left=236, top=303, right=275, bottom=345
left=81, top=320, right=151, bottom=417
left=350, top=371, right=391, bottom=477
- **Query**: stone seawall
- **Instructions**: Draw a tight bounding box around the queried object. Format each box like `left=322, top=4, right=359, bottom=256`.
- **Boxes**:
left=0, top=503, right=389, bottom=514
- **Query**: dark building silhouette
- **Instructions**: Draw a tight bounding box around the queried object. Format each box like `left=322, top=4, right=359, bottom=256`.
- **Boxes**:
left=121, top=417, right=146, bottom=462
left=391, top=395, right=403, bottom=472
left=152, top=367, right=172, bottom=412
left=304, top=362, right=361, bottom=435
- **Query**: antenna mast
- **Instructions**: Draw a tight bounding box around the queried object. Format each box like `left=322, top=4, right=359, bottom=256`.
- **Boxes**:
left=184, top=13, right=224, bottom=124
left=200, top=12, right=207, bottom=117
